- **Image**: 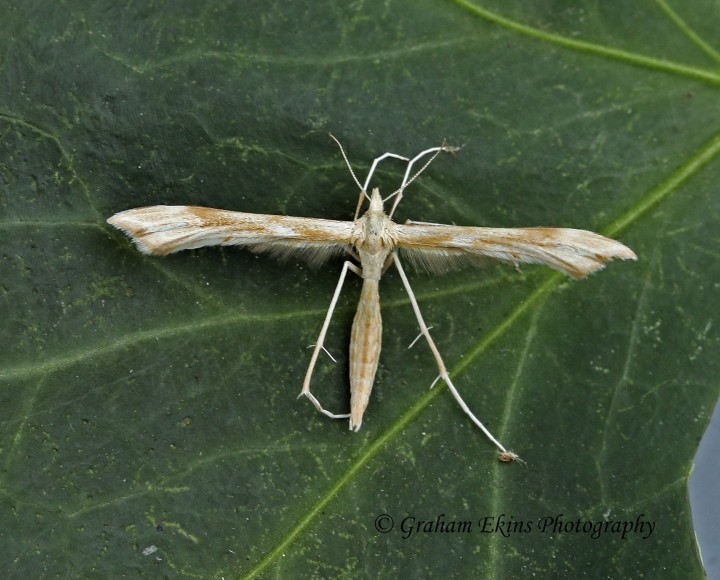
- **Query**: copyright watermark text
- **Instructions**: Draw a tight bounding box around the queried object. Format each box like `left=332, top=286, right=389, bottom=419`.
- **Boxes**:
left=374, top=513, right=655, bottom=540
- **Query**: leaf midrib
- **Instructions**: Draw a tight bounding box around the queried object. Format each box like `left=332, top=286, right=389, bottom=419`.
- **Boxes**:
left=450, top=0, right=720, bottom=86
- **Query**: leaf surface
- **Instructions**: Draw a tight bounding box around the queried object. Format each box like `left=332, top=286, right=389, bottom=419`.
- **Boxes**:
left=1, top=1, right=718, bottom=576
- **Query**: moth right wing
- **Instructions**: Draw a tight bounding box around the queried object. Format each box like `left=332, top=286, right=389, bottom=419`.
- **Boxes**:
left=107, top=205, right=355, bottom=266
left=395, top=222, right=637, bottom=279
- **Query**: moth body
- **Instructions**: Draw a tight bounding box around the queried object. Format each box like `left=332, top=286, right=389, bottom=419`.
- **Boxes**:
left=346, top=189, right=400, bottom=430
left=349, top=278, right=382, bottom=431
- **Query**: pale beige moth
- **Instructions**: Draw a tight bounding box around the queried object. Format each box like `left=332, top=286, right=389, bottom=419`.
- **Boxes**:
left=108, top=137, right=636, bottom=461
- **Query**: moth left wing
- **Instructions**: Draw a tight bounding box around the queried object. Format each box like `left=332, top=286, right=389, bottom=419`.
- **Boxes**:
left=395, top=222, right=637, bottom=279
left=107, top=205, right=354, bottom=265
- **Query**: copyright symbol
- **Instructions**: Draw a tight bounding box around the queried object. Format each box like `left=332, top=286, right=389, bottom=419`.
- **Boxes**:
left=375, top=513, right=394, bottom=533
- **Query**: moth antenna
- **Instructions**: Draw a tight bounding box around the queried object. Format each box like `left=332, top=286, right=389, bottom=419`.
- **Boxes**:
left=329, top=133, right=369, bottom=202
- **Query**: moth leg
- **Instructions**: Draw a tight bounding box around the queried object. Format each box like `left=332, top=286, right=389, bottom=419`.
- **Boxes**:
left=407, top=327, right=433, bottom=349
left=300, top=259, right=362, bottom=421
left=328, top=134, right=409, bottom=220
left=403, top=219, right=446, bottom=226
left=387, top=144, right=458, bottom=218
left=380, top=253, right=395, bottom=275
left=392, top=252, right=518, bottom=461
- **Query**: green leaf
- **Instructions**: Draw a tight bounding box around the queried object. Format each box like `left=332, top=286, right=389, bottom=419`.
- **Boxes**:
left=1, top=0, right=718, bottom=576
